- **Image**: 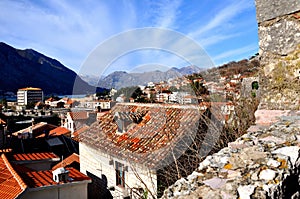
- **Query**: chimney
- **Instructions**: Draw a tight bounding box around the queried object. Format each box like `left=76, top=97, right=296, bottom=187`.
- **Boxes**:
left=52, top=167, right=70, bottom=183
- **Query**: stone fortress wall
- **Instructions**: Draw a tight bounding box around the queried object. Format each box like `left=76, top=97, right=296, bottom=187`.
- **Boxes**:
left=241, top=76, right=260, bottom=98
left=257, top=0, right=300, bottom=110
left=256, top=0, right=300, bottom=59
left=162, top=1, right=300, bottom=198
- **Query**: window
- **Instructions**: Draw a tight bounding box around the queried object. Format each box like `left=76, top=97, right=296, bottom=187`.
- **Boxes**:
left=252, top=81, right=259, bottom=90
left=115, top=162, right=125, bottom=187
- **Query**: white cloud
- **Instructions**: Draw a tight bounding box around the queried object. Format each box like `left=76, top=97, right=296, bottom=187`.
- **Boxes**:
left=147, top=0, right=182, bottom=28
left=0, top=0, right=258, bottom=75
left=213, top=44, right=258, bottom=62
left=199, top=33, right=241, bottom=48
left=0, top=0, right=139, bottom=72
left=188, top=0, right=253, bottom=39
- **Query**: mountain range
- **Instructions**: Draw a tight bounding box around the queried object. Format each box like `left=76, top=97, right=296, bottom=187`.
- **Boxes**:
left=0, top=42, right=100, bottom=95
left=81, top=65, right=202, bottom=89
left=0, top=42, right=202, bottom=94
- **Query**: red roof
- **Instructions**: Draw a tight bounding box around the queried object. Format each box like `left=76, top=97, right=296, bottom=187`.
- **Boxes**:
left=0, top=154, right=27, bottom=199
left=11, top=152, right=59, bottom=161
left=0, top=118, right=6, bottom=125
left=66, top=99, right=73, bottom=105
left=72, top=125, right=89, bottom=142
left=0, top=148, right=12, bottom=153
left=12, top=122, right=58, bottom=137
left=12, top=164, right=33, bottom=173
left=35, top=101, right=45, bottom=107
left=68, top=112, right=88, bottom=120
left=49, top=127, right=71, bottom=137
left=79, top=103, right=201, bottom=168
left=45, top=97, right=55, bottom=102
left=18, top=167, right=90, bottom=188
left=18, top=87, right=42, bottom=91
left=52, top=153, right=80, bottom=170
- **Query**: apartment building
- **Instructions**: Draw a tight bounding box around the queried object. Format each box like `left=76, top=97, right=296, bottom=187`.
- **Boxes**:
left=17, top=87, right=44, bottom=106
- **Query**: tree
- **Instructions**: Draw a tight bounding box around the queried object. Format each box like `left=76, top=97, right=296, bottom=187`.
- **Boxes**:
left=0, top=98, right=7, bottom=108
left=131, top=87, right=143, bottom=99
left=96, top=89, right=110, bottom=98
left=169, top=86, right=178, bottom=92
left=115, top=86, right=140, bottom=102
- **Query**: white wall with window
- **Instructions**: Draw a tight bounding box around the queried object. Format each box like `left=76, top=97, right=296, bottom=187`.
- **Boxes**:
left=79, top=142, right=157, bottom=198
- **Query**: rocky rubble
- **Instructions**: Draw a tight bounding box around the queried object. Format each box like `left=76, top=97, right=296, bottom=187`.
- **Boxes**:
left=162, top=116, right=300, bottom=198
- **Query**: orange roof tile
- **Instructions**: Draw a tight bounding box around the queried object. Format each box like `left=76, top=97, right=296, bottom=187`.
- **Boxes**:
left=45, top=97, right=55, bottom=102
left=49, top=127, right=71, bottom=137
left=12, top=122, right=57, bottom=137
left=72, top=125, right=89, bottom=142
left=52, top=153, right=79, bottom=170
left=12, top=164, right=33, bottom=173
left=79, top=103, right=201, bottom=168
left=0, top=154, right=27, bottom=199
left=18, top=87, right=42, bottom=91
left=0, top=148, right=12, bottom=154
left=19, top=167, right=90, bottom=188
left=35, top=101, right=44, bottom=107
left=66, top=99, right=73, bottom=105
left=11, top=152, right=59, bottom=162
left=0, top=118, right=6, bottom=125
left=68, top=112, right=88, bottom=120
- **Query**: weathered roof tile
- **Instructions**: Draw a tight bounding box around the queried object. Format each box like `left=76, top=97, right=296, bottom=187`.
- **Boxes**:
left=80, top=103, right=201, bottom=168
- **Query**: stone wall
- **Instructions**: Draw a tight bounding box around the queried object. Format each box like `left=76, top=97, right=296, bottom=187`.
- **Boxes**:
left=240, top=77, right=260, bottom=98
left=162, top=114, right=300, bottom=198
left=256, top=0, right=300, bottom=59
left=161, top=1, right=300, bottom=198
left=256, top=0, right=300, bottom=110
left=256, top=0, right=300, bottom=23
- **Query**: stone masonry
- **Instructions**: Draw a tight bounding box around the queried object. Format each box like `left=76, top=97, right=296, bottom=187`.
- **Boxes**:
left=257, top=0, right=300, bottom=110
left=257, top=0, right=300, bottom=60
left=162, top=113, right=300, bottom=198
left=161, top=0, right=300, bottom=198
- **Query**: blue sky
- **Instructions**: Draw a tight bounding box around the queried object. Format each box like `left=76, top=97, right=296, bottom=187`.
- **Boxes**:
left=0, top=0, right=258, bottom=76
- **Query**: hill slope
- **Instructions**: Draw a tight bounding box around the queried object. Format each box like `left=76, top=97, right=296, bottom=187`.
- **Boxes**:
left=95, top=65, right=202, bottom=89
left=0, top=42, right=97, bottom=95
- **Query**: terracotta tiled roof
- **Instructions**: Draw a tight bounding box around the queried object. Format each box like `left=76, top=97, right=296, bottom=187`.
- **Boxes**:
left=11, top=152, right=59, bottom=162
left=18, top=167, right=90, bottom=188
left=11, top=164, right=33, bottom=173
left=12, top=122, right=57, bottom=137
left=72, top=125, right=89, bottom=142
left=45, top=97, right=55, bottom=102
left=49, top=127, right=71, bottom=137
left=66, top=99, right=73, bottom=105
left=52, top=153, right=79, bottom=170
left=0, top=154, right=27, bottom=199
left=18, top=87, right=42, bottom=91
left=0, top=148, right=12, bottom=154
left=35, top=101, right=44, bottom=107
left=79, top=103, right=201, bottom=168
left=210, top=105, right=226, bottom=122
left=68, top=112, right=88, bottom=120
left=0, top=118, right=6, bottom=125
left=97, top=111, right=109, bottom=120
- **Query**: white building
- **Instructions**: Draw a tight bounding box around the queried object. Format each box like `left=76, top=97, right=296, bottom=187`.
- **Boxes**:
left=80, top=100, right=113, bottom=110
left=61, top=112, right=89, bottom=133
left=17, top=87, right=43, bottom=106
left=0, top=153, right=91, bottom=199
left=79, top=103, right=200, bottom=198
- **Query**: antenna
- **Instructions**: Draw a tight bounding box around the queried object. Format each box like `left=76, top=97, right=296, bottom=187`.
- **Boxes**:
left=62, top=155, right=65, bottom=168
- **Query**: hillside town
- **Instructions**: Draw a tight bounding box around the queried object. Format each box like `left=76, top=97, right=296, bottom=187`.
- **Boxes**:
left=1, top=0, right=299, bottom=198
left=0, top=58, right=260, bottom=198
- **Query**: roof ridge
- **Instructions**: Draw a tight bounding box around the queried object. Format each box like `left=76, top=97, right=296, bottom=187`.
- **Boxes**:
left=52, top=153, right=79, bottom=170
left=1, top=154, right=27, bottom=191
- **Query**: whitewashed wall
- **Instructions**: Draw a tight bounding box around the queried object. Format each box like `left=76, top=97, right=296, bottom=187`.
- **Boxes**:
left=80, top=142, right=157, bottom=198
